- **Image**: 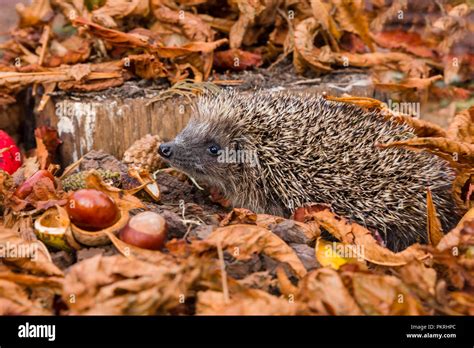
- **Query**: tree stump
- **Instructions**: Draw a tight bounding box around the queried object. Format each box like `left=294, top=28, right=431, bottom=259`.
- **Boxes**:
left=37, top=94, right=192, bottom=165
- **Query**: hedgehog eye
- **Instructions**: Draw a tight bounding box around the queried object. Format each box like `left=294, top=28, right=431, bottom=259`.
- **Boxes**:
left=207, top=144, right=220, bottom=156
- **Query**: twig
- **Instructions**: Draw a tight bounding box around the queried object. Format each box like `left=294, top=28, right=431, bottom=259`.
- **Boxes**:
left=212, top=79, right=244, bottom=86
left=288, top=78, right=322, bottom=86
left=59, top=157, right=84, bottom=179
left=12, top=208, right=42, bottom=217
left=38, top=25, right=51, bottom=67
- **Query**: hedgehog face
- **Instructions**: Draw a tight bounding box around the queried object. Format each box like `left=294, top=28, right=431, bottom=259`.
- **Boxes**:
left=158, top=120, right=248, bottom=187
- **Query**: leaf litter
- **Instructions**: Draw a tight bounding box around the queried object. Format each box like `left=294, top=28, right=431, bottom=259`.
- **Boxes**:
left=0, top=0, right=473, bottom=316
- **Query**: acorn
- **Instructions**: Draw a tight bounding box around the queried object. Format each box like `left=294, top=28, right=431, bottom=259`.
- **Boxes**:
left=120, top=211, right=167, bottom=250
left=66, top=189, right=119, bottom=231
left=14, top=170, right=55, bottom=199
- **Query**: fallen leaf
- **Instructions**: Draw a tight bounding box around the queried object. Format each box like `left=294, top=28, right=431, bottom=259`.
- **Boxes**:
left=92, top=0, right=149, bottom=28
left=194, top=224, right=307, bottom=278
left=452, top=170, right=474, bottom=210
left=0, top=227, right=63, bottom=276
left=331, top=0, right=375, bottom=52
left=315, top=238, right=354, bottom=270
left=58, top=77, right=124, bottom=92
left=228, top=0, right=272, bottom=49
left=351, top=273, right=426, bottom=315
left=0, top=279, right=52, bottom=315
left=378, top=137, right=474, bottom=169
left=16, top=0, right=53, bottom=28
left=310, top=0, right=340, bottom=49
left=373, top=30, right=437, bottom=58
left=152, top=5, right=214, bottom=42
left=389, top=115, right=447, bottom=138
left=73, top=17, right=151, bottom=48
left=436, top=208, right=474, bottom=252
left=427, top=188, right=444, bottom=247
left=196, top=288, right=295, bottom=315
left=84, top=171, right=145, bottom=210
left=221, top=208, right=318, bottom=242
left=375, top=75, right=443, bottom=92
left=297, top=268, right=363, bottom=315
left=63, top=254, right=196, bottom=314
left=214, top=48, right=263, bottom=71
left=397, top=260, right=437, bottom=300
left=305, top=206, right=430, bottom=266
left=293, top=17, right=332, bottom=73
left=34, top=126, right=61, bottom=169
left=447, top=107, right=474, bottom=144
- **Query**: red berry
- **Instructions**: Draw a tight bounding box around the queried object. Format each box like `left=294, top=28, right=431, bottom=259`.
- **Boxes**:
left=0, top=130, right=21, bottom=174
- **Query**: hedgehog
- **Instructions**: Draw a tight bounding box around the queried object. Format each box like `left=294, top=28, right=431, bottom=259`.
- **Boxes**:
left=158, top=90, right=459, bottom=251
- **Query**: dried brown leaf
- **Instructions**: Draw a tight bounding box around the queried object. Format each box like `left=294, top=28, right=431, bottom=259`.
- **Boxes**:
left=105, top=230, right=177, bottom=267
left=389, top=115, right=447, bottom=138
left=375, top=75, right=443, bottom=92
left=73, top=17, right=151, bottom=48
left=228, top=0, right=265, bottom=48
left=397, top=260, right=437, bottom=300
left=214, top=48, right=263, bottom=71
left=297, top=268, right=363, bottom=315
left=84, top=171, right=145, bottom=210
left=310, top=0, right=341, bottom=44
left=370, top=0, right=408, bottom=33
left=221, top=208, right=319, bottom=242
left=352, top=273, right=426, bottom=315
left=195, top=224, right=307, bottom=278
left=92, top=0, right=150, bottom=28
left=16, top=0, right=53, bottom=28
left=427, top=188, right=444, bottom=247
left=58, top=77, right=124, bottom=92
left=378, top=137, right=474, bottom=169
left=196, top=288, right=295, bottom=315
left=62, top=254, right=192, bottom=314
left=452, top=170, right=474, bottom=210
left=447, top=107, right=474, bottom=144
left=293, top=17, right=332, bottom=73
left=373, top=30, right=436, bottom=58
left=0, top=227, right=63, bottom=276
left=153, top=5, right=214, bottom=42
left=325, top=94, right=445, bottom=138
left=331, top=0, right=374, bottom=51
left=0, top=279, right=52, bottom=315
left=436, top=207, right=474, bottom=252
left=307, top=207, right=430, bottom=266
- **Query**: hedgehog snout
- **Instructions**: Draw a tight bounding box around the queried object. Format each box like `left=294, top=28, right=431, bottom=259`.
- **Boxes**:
left=158, top=142, right=173, bottom=159
left=158, top=140, right=204, bottom=175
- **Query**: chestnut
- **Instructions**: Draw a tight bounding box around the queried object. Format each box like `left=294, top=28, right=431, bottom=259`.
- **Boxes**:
left=14, top=170, right=55, bottom=199
left=119, top=211, right=167, bottom=250
left=66, top=189, right=120, bottom=231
